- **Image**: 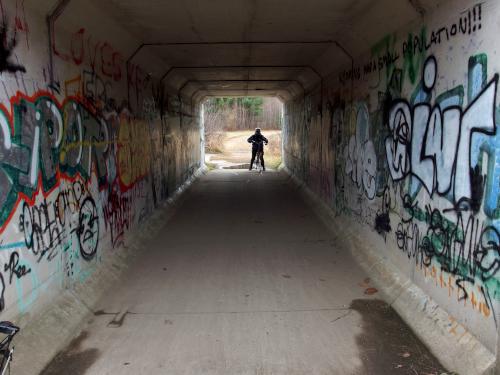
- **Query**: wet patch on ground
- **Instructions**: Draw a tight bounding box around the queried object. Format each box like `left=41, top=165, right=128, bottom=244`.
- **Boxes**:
left=39, top=331, right=100, bottom=375
left=351, top=299, right=450, bottom=375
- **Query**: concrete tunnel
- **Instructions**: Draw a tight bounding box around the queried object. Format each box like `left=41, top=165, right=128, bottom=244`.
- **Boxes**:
left=0, top=0, right=497, bottom=373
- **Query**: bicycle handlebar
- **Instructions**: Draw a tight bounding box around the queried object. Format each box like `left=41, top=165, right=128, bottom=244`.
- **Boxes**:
left=0, top=322, right=19, bottom=337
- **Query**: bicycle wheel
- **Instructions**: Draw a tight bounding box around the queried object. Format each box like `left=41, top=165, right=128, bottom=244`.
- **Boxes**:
left=0, top=356, right=11, bottom=375
left=255, top=153, right=262, bottom=172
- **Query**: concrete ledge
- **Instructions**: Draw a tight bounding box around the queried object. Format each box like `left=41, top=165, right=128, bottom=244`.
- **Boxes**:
left=13, top=167, right=206, bottom=375
left=284, top=168, right=496, bottom=375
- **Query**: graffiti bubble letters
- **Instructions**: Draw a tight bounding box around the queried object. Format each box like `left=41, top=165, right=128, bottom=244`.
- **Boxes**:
left=344, top=104, right=378, bottom=199
left=0, top=91, right=151, bottom=236
left=386, top=56, right=498, bottom=206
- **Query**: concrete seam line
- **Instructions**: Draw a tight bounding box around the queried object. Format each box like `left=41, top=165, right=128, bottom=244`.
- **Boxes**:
left=283, top=168, right=495, bottom=375
left=97, top=307, right=353, bottom=316
left=387, top=283, right=412, bottom=307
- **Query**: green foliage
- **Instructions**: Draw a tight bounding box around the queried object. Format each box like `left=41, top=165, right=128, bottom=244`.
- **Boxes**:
left=206, top=97, right=264, bottom=116
left=204, top=96, right=282, bottom=131
left=239, top=97, right=264, bottom=116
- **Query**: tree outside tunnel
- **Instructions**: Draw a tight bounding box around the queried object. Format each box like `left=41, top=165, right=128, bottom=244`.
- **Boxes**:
left=203, top=97, right=283, bottom=170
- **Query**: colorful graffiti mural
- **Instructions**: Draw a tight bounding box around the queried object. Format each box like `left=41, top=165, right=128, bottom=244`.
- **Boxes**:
left=0, top=0, right=205, bottom=325
left=0, top=88, right=200, bottom=316
left=283, top=1, right=500, bottom=351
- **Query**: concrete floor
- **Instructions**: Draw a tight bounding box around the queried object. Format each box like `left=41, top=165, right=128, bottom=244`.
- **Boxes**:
left=40, top=170, right=447, bottom=375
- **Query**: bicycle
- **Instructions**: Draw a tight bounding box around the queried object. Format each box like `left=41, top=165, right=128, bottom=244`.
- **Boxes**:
left=252, top=141, right=267, bottom=173
left=0, top=321, right=19, bottom=375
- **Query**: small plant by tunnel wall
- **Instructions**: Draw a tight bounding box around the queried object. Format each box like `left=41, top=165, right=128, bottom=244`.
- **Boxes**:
left=283, top=0, right=500, bottom=353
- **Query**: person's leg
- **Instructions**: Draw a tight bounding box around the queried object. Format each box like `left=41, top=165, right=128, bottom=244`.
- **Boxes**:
left=260, top=152, right=265, bottom=171
left=249, top=149, right=257, bottom=170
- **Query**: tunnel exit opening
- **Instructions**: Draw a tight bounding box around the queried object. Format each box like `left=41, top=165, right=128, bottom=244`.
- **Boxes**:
left=203, top=97, right=283, bottom=170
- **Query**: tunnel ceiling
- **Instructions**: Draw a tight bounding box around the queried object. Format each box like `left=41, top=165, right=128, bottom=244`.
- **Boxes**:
left=93, top=0, right=443, bottom=101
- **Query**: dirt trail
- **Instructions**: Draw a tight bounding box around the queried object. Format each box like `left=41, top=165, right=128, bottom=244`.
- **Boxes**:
left=206, top=130, right=282, bottom=169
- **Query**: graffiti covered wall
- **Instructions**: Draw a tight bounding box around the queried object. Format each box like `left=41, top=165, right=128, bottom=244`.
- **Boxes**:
left=0, top=1, right=201, bottom=319
left=283, top=0, right=500, bottom=353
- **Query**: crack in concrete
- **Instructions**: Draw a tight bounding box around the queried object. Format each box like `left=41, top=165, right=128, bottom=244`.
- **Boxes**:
left=330, top=309, right=352, bottom=323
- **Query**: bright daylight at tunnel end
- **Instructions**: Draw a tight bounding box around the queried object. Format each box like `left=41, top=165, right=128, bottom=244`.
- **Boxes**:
left=0, top=0, right=496, bottom=374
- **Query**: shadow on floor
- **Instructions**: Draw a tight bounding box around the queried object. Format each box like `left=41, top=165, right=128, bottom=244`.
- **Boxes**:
left=39, top=331, right=100, bottom=375
left=351, top=299, right=452, bottom=375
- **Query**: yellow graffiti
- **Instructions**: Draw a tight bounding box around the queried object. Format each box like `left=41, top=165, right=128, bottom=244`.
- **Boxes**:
left=117, top=116, right=151, bottom=188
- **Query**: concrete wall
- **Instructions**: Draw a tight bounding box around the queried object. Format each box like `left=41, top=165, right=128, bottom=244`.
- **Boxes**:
left=0, top=0, right=201, bottom=322
left=283, top=0, right=500, bottom=363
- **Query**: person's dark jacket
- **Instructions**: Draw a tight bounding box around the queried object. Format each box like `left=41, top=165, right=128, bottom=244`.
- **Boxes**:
left=247, top=133, right=268, bottom=151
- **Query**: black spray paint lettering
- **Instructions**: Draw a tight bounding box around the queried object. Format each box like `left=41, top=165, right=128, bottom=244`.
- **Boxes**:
left=77, top=196, right=99, bottom=260
left=403, top=3, right=483, bottom=57
left=19, top=183, right=100, bottom=262
left=55, top=181, right=86, bottom=226
left=82, top=69, right=113, bottom=107
left=55, top=181, right=99, bottom=261
left=363, top=50, right=400, bottom=76
left=375, top=187, right=392, bottom=236
left=395, top=206, right=500, bottom=298
left=4, top=251, right=31, bottom=284
left=19, top=199, right=65, bottom=262
left=338, top=66, right=361, bottom=85
left=0, top=273, right=5, bottom=312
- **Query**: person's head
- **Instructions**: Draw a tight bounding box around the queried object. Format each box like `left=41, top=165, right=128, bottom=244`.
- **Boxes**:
left=255, top=128, right=261, bottom=134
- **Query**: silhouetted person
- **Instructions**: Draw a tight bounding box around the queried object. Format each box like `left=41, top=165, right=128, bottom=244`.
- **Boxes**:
left=247, top=128, right=268, bottom=171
